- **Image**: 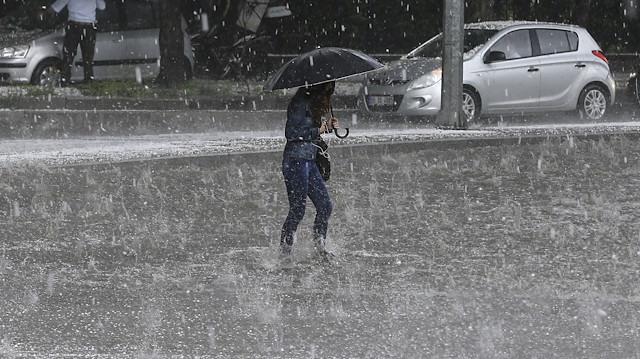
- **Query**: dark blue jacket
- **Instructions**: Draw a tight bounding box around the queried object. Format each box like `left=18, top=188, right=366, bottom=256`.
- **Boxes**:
left=283, top=91, right=320, bottom=161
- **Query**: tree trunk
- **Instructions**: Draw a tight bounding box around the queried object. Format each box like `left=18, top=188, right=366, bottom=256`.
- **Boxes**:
left=156, top=0, right=185, bottom=87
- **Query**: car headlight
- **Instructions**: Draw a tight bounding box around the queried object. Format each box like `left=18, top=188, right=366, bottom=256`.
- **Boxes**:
left=0, top=45, right=29, bottom=59
left=407, top=68, right=442, bottom=91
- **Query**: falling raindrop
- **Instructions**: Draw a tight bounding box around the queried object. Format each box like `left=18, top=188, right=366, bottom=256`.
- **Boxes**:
left=201, top=12, right=209, bottom=32
left=46, top=272, right=56, bottom=294
left=12, top=201, right=20, bottom=217
left=135, top=66, right=142, bottom=84
left=208, top=327, right=216, bottom=349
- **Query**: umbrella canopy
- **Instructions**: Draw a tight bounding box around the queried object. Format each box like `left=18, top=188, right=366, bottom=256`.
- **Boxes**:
left=263, top=47, right=385, bottom=91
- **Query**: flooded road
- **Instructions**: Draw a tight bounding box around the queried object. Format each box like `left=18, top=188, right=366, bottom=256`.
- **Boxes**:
left=2, top=131, right=640, bottom=358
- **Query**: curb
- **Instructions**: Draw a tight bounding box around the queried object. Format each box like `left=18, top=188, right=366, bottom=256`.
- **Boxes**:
left=53, top=131, right=640, bottom=172
left=0, top=94, right=361, bottom=138
left=0, top=94, right=358, bottom=111
left=0, top=107, right=364, bottom=138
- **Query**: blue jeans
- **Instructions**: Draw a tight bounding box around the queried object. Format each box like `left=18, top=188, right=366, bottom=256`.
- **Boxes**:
left=281, top=157, right=333, bottom=246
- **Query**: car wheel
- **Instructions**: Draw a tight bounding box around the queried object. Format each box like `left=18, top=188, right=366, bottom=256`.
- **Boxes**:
left=578, top=84, right=608, bottom=121
left=30, top=59, right=61, bottom=86
left=462, top=88, right=481, bottom=123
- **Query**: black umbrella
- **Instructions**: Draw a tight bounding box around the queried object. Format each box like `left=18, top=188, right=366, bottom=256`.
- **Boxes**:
left=264, top=47, right=384, bottom=138
left=263, top=47, right=385, bottom=91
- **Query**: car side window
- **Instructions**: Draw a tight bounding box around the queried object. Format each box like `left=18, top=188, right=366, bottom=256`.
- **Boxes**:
left=490, top=30, right=532, bottom=60
left=124, top=0, right=159, bottom=30
left=568, top=31, right=579, bottom=51
left=537, top=29, right=577, bottom=55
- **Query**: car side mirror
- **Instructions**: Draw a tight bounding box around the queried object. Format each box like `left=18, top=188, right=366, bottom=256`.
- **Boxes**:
left=484, top=51, right=506, bottom=64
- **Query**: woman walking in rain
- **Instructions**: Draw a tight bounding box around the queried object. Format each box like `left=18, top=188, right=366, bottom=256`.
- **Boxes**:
left=280, top=81, right=339, bottom=259
left=263, top=47, right=383, bottom=259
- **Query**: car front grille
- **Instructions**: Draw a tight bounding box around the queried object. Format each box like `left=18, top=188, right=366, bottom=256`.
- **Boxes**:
left=368, top=78, right=411, bottom=86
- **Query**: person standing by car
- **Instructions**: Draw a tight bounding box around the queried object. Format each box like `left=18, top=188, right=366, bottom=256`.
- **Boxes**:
left=280, top=81, right=339, bottom=260
left=37, top=0, right=106, bottom=87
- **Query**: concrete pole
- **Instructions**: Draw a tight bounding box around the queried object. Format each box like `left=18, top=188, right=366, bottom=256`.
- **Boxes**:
left=435, top=0, right=466, bottom=129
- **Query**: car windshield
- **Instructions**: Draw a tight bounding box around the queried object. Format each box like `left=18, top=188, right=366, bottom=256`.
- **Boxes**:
left=0, top=0, right=67, bottom=31
left=406, top=28, right=499, bottom=59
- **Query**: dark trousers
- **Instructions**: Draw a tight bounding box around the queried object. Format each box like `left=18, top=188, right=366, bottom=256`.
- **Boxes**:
left=61, top=22, right=96, bottom=86
left=281, top=157, right=333, bottom=245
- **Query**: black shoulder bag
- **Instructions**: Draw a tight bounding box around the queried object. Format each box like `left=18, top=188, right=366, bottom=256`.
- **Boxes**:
left=315, top=137, right=331, bottom=181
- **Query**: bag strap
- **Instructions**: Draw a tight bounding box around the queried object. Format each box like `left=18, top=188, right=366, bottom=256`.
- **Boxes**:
left=312, top=142, right=330, bottom=159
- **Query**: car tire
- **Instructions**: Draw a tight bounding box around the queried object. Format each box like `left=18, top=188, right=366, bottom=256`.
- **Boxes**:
left=462, top=87, right=481, bottom=123
left=578, top=84, right=608, bottom=121
left=30, top=59, right=61, bottom=86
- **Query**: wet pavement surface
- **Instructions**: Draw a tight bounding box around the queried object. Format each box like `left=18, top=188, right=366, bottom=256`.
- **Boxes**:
left=2, top=119, right=640, bottom=357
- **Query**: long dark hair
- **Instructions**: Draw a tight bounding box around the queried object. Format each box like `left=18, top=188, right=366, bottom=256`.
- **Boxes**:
left=298, top=81, right=335, bottom=127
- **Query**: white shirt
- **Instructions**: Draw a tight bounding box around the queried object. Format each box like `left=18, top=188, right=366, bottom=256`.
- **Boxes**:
left=51, top=0, right=106, bottom=23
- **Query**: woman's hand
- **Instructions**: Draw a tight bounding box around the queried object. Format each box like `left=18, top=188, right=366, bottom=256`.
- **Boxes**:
left=319, top=121, right=327, bottom=133
left=328, top=117, right=339, bottom=131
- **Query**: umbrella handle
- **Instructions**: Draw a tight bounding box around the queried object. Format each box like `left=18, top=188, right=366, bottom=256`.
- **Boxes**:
left=335, top=127, right=349, bottom=139
left=329, top=103, right=349, bottom=138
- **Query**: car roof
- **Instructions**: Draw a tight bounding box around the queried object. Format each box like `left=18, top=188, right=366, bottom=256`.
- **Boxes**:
left=465, top=21, right=583, bottom=32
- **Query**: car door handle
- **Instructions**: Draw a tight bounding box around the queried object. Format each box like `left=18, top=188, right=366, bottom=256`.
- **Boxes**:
left=575, top=64, right=586, bottom=68
left=527, top=67, right=539, bottom=72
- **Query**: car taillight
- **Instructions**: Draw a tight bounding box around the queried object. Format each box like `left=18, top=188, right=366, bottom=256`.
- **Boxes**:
left=592, top=50, right=608, bottom=64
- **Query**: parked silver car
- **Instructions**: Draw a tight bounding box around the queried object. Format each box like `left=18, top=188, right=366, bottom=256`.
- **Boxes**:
left=0, top=0, right=194, bottom=86
left=359, top=21, right=616, bottom=122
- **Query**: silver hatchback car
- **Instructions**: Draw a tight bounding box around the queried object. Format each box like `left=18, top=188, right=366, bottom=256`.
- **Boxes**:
left=0, top=0, right=194, bottom=86
left=359, top=21, right=616, bottom=122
